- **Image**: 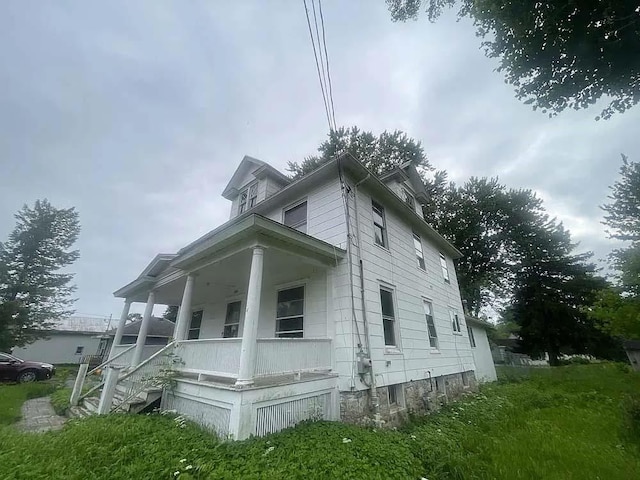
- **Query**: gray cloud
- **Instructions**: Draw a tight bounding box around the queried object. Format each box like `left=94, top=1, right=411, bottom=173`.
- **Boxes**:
left=1, top=1, right=636, bottom=317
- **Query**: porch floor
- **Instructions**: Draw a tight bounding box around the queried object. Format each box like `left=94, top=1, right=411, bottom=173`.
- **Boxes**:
left=177, top=371, right=337, bottom=390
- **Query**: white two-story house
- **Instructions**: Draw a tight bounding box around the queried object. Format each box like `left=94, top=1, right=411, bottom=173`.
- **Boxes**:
left=74, top=154, right=496, bottom=439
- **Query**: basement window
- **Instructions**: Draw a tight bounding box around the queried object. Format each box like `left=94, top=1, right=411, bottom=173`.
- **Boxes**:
left=388, top=384, right=404, bottom=410
left=75, top=346, right=84, bottom=355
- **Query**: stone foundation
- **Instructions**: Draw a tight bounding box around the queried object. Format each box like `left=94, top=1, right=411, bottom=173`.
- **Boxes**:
left=340, top=371, right=477, bottom=427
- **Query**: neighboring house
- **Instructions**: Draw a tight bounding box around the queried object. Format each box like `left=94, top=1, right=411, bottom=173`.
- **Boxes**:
left=104, top=316, right=174, bottom=347
left=491, top=336, right=549, bottom=367
left=81, top=154, right=495, bottom=439
left=623, top=340, right=640, bottom=371
left=11, top=316, right=110, bottom=364
left=465, top=316, right=498, bottom=382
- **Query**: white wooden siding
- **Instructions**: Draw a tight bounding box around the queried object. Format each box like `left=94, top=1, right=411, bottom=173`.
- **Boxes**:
left=331, top=181, right=474, bottom=391
left=194, top=269, right=329, bottom=340
left=469, top=325, right=497, bottom=382
left=263, top=178, right=347, bottom=248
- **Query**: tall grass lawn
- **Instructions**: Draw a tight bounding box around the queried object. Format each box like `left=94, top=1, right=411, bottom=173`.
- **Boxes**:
left=0, top=363, right=638, bottom=479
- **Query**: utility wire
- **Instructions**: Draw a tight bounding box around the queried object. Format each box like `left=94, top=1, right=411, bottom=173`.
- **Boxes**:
left=303, top=0, right=333, bottom=132
left=318, top=0, right=337, bottom=130
left=311, top=0, right=333, bottom=129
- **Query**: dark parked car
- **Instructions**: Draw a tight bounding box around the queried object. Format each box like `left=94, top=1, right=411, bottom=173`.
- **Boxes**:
left=0, top=352, right=55, bottom=383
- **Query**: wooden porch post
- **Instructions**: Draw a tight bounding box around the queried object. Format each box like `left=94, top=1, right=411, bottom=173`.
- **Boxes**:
left=174, top=274, right=195, bottom=341
left=108, top=299, right=131, bottom=359
left=235, top=246, right=265, bottom=387
left=132, top=290, right=155, bottom=366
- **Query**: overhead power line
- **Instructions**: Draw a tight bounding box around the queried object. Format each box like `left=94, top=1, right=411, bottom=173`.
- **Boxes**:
left=303, top=0, right=337, bottom=132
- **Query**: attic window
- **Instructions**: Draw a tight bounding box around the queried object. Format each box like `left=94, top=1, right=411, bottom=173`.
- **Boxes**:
left=239, top=183, right=258, bottom=214
left=403, top=189, right=415, bottom=209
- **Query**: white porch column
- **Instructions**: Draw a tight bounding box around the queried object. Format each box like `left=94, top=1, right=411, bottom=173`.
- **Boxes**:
left=132, top=290, right=155, bottom=366
left=108, top=300, right=131, bottom=359
left=174, top=274, right=195, bottom=341
left=235, top=246, right=265, bottom=387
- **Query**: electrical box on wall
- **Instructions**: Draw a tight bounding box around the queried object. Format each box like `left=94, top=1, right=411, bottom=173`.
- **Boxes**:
left=356, top=352, right=371, bottom=374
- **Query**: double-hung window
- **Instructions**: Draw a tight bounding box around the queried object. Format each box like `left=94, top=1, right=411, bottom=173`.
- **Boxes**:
left=223, top=301, right=241, bottom=338
left=413, top=233, right=426, bottom=270
left=423, top=300, right=438, bottom=348
left=380, top=288, right=397, bottom=347
left=276, top=286, right=304, bottom=338
left=188, top=310, right=203, bottom=340
left=283, top=201, right=307, bottom=233
left=372, top=201, right=387, bottom=248
left=467, top=325, right=476, bottom=347
left=439, top=253, right=450, bottom=283
left=450, top=309, right=461, bottom=334
left=239, top=183, right=258, bottom=214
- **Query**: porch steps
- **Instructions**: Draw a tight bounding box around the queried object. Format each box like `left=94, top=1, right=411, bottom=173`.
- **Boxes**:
left=68, top=384, right=162, bottom=419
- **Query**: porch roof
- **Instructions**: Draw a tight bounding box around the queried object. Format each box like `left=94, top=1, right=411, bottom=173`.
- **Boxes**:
left=114, top=214, right=345, bottom=299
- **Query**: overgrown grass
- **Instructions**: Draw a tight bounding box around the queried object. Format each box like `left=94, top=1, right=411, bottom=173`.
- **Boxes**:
left=0, top=366, right=76, bottom=424
left=0, top=364, right=638, bottom=479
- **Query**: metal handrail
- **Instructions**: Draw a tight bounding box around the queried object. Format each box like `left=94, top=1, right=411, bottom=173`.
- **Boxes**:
left=111, top=341, right=176, bottom=412
left=79, top=345, right=136, bottom=401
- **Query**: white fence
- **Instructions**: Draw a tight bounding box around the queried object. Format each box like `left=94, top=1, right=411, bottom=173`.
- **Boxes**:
left=255, top=338, right=332, bottom=377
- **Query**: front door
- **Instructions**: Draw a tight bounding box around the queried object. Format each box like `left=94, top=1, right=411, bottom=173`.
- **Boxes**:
left=223, top=301, right=241, bottom=338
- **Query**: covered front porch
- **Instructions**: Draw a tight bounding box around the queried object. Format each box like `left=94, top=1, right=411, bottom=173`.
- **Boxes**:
left=98, top=215, right=345, bottom=438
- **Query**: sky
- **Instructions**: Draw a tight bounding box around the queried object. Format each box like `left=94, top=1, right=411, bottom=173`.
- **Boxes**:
left=1, top=1, right=637, bottom=319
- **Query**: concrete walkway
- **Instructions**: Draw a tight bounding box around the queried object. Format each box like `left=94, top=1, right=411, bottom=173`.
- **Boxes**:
left=16, top=397, right=66, bottom=433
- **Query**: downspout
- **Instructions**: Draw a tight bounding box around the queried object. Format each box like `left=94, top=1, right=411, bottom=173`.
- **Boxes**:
left=338, top=154, right=380, bottom=423
left=353, top=174, right=381, bottom=424
left=338, top=157, right=364, bottom=390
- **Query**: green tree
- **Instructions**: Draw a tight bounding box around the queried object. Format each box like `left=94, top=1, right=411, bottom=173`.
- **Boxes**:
left=386, top=0, right=640, bottom=119
left=287, top=126, right=441, bottom=182
left=590, top=155, right=640, bottom=340
left=0, top=200, right=80, bottom=351
left=127, top=313, right=143, bottom=321
left=510, top=221, right=619, bottom=365
left=163, top=305, right=179, bottom=323
left=426, top=177, right=548, bottom=316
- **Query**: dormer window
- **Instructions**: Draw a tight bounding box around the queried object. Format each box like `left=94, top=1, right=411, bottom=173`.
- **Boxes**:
left=402, top=188, right=415, bottom=209
left=239, top=183, right=258, bottom=214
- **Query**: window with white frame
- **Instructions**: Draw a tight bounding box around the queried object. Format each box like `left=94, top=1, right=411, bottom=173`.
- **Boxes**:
left=188, top=310, right=203, bottom=340
left=450, top=309, right=461, bottom=334
left=403, top=188, right=415, bottom=209
left=283, top=201, right=307, bottom=233
left=413, top=233, right=426, bottom=270
left=439, top=252, right=450, bottom=283
left=223, top=301, right=241, bottom=338
left=238, top=183, right=258, bottom=214
left=380, top=287, right=397, bottom=346
left=467, top=325, right=476, bottom=347
left=372, top=200, right=387, bottom=248
left=276, top=286, right=304, bottom=338
left=423, top=300, right=438, bottom=348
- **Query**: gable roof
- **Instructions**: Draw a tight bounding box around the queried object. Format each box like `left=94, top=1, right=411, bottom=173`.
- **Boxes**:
left=49, top=316, right=111, bottom=334
left=105, top=317, right=175, bottom=338
left=379, top=162, right=429, bottom=203
left=465, top=315, right=494, bottom=330
left=222, top=155, right=291, bottom=200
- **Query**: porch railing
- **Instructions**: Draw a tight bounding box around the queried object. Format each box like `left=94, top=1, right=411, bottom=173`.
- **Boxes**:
left=174, top=338, right=242, bottom=379
left=255, top=338, right=332, bottom=377
left=111, top=341, right=177, bottom=412
left=72, top=344, right=136, bottom=404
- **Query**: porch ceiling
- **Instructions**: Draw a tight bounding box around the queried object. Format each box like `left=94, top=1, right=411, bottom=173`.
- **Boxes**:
left=150, top=247, right=325, bottom=306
